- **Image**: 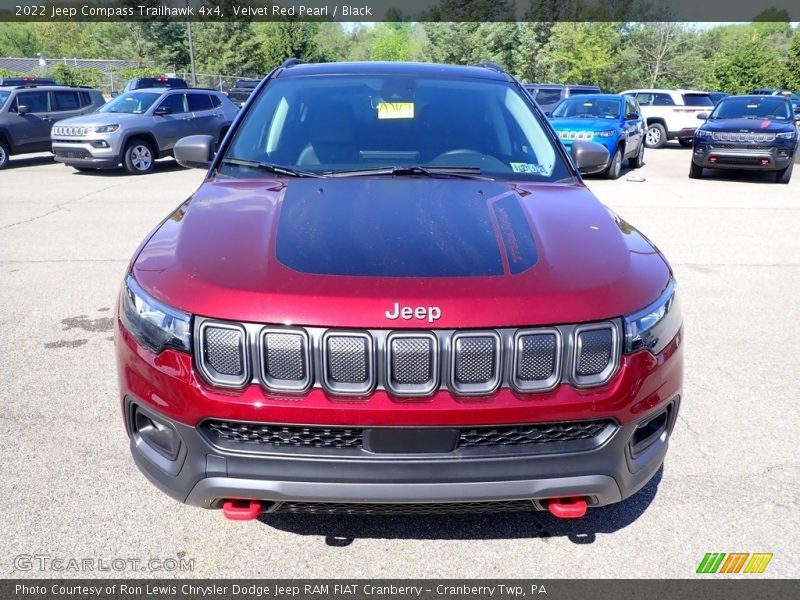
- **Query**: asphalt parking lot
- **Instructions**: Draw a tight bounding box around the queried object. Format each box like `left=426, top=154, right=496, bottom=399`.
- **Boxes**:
left=1, top=147, right=798, bottom=579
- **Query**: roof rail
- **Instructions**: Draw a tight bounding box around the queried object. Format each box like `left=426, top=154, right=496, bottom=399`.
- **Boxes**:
left=473, top=61, right=506, bottom=73
left=280, top=58, right=305, bottom=69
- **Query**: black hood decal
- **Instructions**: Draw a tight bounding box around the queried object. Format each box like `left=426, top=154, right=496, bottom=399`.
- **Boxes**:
left=275, top=179, right=537, bottom=278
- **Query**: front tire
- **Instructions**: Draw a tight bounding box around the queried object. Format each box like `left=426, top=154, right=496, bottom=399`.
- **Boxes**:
left=776, top=161, right=793, bottom=184
left=628, top=142, right=645, bottom=169
left=689, top=161, right=703, bottom=179
left=0, top=139, right=9, bottom=170
left=605, top=146, right=623, bottom=179
left=123, top=138, right=155, bottom=175
left=645, top=123, right=667, bottom=149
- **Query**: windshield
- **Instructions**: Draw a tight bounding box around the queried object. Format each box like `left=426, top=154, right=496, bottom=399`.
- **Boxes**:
left=711, top=96, right=792, bottom=121
left=222, top=75, right=570, bottom=181
left=551, top=97, right=621, bottom=119
left=0, top=90, right=10, bottom=108
left=99, top=92, right=160, bottom=114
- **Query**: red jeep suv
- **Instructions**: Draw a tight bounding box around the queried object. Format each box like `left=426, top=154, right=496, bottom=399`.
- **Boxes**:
left=116, top=61, right=683, bottom=520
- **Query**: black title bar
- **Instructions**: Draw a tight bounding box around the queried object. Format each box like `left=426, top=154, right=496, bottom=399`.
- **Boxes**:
left=0, top=0, right=798, bottom=23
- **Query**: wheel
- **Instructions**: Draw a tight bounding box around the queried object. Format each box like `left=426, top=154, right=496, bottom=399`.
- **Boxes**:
left=123, top=138, right=155, bottom=175
left=689, top=161, right=703, bottom=179
left=628, top=141, right=645, bottom=169
left=605, top=146, right=623, bottom=179
left=645, top=123, right=667, bottom=149
left=776, top=161, right=793, bottom=184
left=0, top=139, right=9, bottom=170
left=678, top=138, right=693, bottom=148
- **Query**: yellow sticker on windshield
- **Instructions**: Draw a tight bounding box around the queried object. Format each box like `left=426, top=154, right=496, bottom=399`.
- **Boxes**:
left=377, top=102, right=415, bottom=119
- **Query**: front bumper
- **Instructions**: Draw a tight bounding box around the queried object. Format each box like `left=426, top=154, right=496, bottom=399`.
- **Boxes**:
left=692, top=142, right=795, bottom=170
left=52, top=137, right=121, bottom=168
left=117, top=316, right=683, bottom=511
left=127, top=397, right=678, bottom=510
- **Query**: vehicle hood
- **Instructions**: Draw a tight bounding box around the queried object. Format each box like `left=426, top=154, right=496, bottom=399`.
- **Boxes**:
left=550, top=117, right=620, bottom=132
left=53, top=112, right=147, bottom=127
left=133, top=178, right=671, bottom=328
left=700, top=117, right=796, bottom=134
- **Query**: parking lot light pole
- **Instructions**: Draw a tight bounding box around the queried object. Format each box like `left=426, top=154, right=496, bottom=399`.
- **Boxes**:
left=186, top=21, right=197, bottom=87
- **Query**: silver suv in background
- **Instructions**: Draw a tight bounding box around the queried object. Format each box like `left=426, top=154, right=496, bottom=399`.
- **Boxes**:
left=51, top=88, right=238, bottom=174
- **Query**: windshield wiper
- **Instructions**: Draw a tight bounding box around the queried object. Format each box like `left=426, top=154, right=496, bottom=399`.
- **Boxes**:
left=324, top=165, right=493, bottom=180
left=221, top=158, right=324, bottom=178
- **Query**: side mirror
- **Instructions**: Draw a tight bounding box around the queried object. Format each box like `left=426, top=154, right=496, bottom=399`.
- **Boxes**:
left=174, top=135, right=214, bottom=169
left=154, top=106, right=172, bottom=116
left=696, top=113, right=708, bottom=120
left=570, top=140, right=610, bottom=175
left=110, top=91, right=119, bottom=98
left=626, top=112, right=639, bottom=120
left=17, top=104, right=30, bottom=115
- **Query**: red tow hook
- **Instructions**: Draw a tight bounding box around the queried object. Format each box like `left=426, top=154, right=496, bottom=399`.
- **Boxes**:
left=546, top=497, right=588, bottom=519
left=222, top=499, right=262, bottom=521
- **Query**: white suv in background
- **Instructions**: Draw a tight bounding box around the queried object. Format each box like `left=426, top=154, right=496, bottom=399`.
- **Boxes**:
left=620, top=89, right=714, bottom=148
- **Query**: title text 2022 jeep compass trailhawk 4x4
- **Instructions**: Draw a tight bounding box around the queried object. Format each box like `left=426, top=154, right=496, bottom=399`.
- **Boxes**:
left=117, top=61, right=683, bottom=520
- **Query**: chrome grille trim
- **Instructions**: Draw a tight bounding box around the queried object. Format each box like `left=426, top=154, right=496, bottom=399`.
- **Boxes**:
left=193, top=318, right=622, bottom=395
left=258, top=328, right=312, bottom=393
left=322, top=331, right=375, bottom=396
left=570, top=323, right=620, bottom=388
left=195, top=320, right=250, bottom=388
left=511, top=328, right=562, bottom=392
left=450, top=331, right=502, bottom=396
left=385, top=332, right=439, bottom=397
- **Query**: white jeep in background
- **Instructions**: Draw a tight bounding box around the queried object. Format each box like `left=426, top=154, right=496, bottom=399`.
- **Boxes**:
left=620, top=88, right=714, bottom=148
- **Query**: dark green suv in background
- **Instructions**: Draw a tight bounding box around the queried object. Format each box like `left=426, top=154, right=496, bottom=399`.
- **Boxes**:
left=0, top=84, right=105, bottom=169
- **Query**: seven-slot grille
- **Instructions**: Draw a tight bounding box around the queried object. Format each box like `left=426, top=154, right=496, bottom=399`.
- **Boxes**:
left=195, top=320, right=620, bottom=395
left=711, top=131, right=775, bottom=143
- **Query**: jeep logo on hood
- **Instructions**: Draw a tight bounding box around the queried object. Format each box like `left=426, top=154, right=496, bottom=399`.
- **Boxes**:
left=385, top=302, right=442, bottom=323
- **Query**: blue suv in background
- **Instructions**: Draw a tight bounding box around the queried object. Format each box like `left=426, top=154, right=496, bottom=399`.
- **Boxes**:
left=549, top=94, right=645, bottom=179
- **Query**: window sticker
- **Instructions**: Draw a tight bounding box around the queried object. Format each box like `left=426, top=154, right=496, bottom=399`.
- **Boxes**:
left=377, top=102, right=415, bottom=119
left=510, top=162, right=547, bottom=174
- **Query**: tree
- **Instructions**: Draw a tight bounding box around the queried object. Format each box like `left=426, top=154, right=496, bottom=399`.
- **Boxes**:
left=252, top=22, right=321, bottom=71
left=786, top=29, right=800, bottom=90
left=540, top=23, right=625, bottom=90
left=626, top=23, right=706, bottom=88
left=369, top=24, right=415, bottom=62
left=709, top=37, right=784, bottom=94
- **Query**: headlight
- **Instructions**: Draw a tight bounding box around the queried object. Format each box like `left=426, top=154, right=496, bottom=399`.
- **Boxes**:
left=624, top=279, right=681, bottom=355
left=776, top=130, right=796, bottom=140
left=92, top=124, right=119, bottom=133
left=594, top=130, right=616, bottom=138
left=695, top=129, right=711, bottom=138
left=120, top=275, right=191, bottom=354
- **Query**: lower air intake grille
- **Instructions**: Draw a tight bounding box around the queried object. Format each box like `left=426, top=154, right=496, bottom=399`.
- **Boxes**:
left=204, top=421, right=363, bottom=449
left=201, top=419, right=610, bottom=452
left=272, top=500, right=537, bottom=515
left=459, top=420, right=610, bottom=448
